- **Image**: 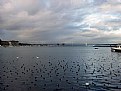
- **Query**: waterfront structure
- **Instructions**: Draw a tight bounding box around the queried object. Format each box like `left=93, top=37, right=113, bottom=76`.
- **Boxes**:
left=0, top=39, right=19, bottom=46
left=9, top=40, right=19, bottom=46
left=0, top=39, right=1, bottom=46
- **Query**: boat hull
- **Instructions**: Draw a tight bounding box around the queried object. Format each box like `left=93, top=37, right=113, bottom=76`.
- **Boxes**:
left=111, top=47, right=121, bottom=52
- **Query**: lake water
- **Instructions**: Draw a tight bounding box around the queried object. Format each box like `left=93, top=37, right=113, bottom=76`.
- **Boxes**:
left=0, top=46, right=121, bottom=91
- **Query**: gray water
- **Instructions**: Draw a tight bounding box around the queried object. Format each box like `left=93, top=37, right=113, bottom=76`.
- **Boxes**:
left=0, top=46, right=121, bottom=91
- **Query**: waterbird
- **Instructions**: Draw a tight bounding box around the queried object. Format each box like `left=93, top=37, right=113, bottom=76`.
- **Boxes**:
left=16, top=57, right=19, bottom=59
left=36, top=56, right=39, bottom=59
left=85, top=83, right=89, bottom=86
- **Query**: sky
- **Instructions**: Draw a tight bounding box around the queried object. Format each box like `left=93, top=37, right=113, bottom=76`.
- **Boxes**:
left=0, top=0, right=121, bottom=44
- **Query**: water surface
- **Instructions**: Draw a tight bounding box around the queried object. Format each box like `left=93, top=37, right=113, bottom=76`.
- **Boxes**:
left=0, top=47, right=121, bottom=91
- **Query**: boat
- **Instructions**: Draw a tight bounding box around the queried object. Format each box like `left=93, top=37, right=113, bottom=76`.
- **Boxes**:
left=111, top=45, right=121, bottom=52
left=94, top=48, right=98, bottom=49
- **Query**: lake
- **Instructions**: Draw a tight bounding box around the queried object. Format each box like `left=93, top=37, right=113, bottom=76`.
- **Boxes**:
left=0, top=46, right=121, bottom=91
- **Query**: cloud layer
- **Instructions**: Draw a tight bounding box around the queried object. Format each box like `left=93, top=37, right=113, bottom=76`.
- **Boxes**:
left=0, top=0, right=121, bottom=43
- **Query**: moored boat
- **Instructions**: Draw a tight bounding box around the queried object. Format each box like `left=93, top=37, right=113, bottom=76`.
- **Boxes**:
left=111, top=45, right=121, bottom=52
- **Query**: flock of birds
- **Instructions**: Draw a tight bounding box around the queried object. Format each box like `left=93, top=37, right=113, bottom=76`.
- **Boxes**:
left=0, top=48, right=121, bottom=91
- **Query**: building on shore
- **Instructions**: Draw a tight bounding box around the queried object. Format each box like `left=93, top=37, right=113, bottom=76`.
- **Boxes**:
left=0, top=39, right=1, bottom=46
left=0, top=39, right=19, bottom=46
left=9, top=40, right=19, bottom=46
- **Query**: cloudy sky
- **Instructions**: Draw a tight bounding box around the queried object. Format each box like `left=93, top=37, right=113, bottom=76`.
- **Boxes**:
left=0, top=0, right=121, bottom=43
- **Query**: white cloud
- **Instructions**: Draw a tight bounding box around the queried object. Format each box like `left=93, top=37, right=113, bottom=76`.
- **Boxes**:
left=0, top=0, right=121, bottom=43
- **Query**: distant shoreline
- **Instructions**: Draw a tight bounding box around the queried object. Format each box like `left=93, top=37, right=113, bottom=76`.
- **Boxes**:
left=0, top=39, right=119, bottom=47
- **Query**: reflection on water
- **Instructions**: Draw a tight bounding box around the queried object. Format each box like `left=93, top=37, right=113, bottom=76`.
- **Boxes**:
left=0, top=47, right=121, bottom=91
